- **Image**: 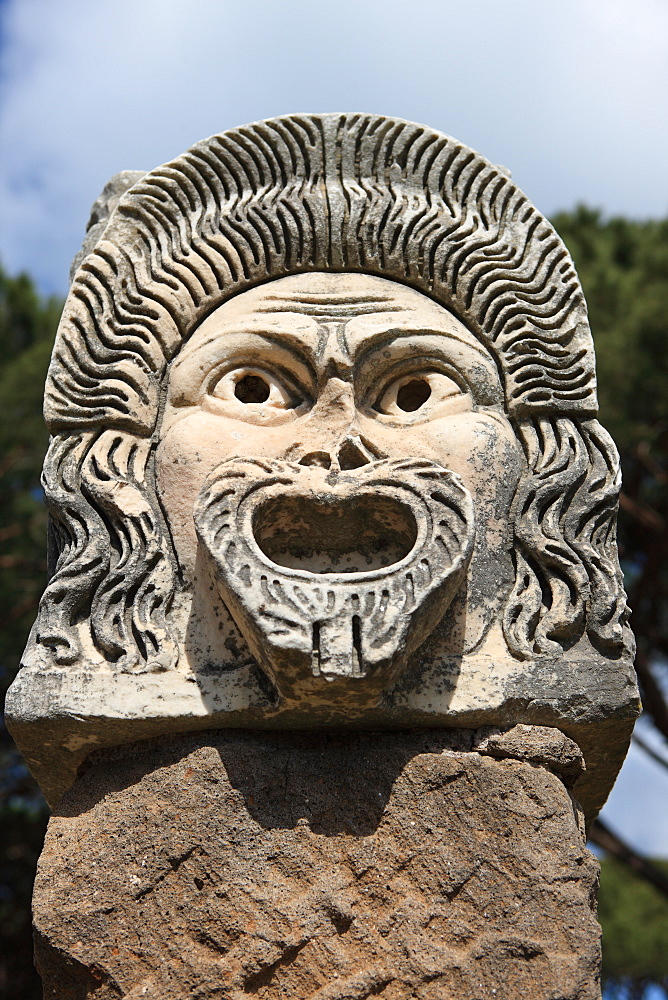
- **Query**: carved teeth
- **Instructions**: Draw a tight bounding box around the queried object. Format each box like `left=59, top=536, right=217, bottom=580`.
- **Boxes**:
left=312, top=610, right=363, bottom=680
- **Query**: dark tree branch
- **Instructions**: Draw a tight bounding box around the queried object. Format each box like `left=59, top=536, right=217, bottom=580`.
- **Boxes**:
left=632, top=732, right=668, bottom=773
left=636, top=440, right=668, bottom=486
left=634, top=652, right=668, bottom=744
left=590, top=818, right=668, bottom=899
left=0, top=594, right=40, bottom=629
left=619, top=491, right=665, bottom=532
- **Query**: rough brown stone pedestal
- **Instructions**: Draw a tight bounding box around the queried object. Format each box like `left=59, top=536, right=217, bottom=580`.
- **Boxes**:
left=33, top=730, right=600, bottom=999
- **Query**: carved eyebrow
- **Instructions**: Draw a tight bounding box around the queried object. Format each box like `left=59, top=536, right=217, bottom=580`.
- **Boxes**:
left=345, top=322, right=495, bottom=364
left=175, top=319, right=322, bottom=373
left=344, top=318, right=503, bottom=405
left=167, top=329, right=320, bottom=408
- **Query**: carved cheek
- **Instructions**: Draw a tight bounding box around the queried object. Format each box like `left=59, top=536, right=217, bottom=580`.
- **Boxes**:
left=407, top=413, right=524, bottom=620
left=155, top=417, right=207, bottom=582
left=155, top=412, right=251, bottom=581
left=462, top=419, right=525, bottom=554
left=442, top=415, right=524, bottom=507
left=155, top=409, right=315, bottom=580
left=357, top=411, right=521, bottom=495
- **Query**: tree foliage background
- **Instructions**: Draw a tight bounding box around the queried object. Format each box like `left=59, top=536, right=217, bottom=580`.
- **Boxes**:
left=0, top=209, right=667, bottom=999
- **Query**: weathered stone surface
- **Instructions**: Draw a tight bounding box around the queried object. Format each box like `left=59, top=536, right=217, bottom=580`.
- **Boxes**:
left=193, top=452, right=474, bottom=705
left=34, top=729, right=601, bottom=1000
left=5, top=114, right=638, bottom=998
left=475, top=724, right=586, bottom=786
left=6, top=116, right=638, bottom=821
left=69, top=169, right=145, bottom=280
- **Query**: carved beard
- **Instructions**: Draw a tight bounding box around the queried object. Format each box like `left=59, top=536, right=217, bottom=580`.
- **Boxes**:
left=194, top=458, right=475, bottom=708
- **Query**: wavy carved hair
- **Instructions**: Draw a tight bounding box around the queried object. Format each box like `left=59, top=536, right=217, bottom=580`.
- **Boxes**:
left=29, top=114, right=631, bottom=672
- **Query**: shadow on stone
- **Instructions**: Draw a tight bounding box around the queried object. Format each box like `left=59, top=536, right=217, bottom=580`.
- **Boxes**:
left=211, top=729, right=473, bottom=834
left=56, top=729, right=474, bottom=836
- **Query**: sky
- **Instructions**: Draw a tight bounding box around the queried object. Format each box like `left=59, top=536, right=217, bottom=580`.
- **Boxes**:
left=0, top=0, right=667, bottom=295
left=0, top=0, right=667, bottom=855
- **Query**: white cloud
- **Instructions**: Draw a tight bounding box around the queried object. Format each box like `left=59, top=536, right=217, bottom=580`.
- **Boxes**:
left=1, top=0, right=666, bottom=292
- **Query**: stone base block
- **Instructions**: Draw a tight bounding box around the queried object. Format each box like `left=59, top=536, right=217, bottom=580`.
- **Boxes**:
left=33, top=730, right=601, bottom=999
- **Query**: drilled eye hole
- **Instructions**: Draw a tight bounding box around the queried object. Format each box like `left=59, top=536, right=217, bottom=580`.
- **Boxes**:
left=396, top=379, right=431, bottom=412
left=210, top=368, right=299, bottom=411
left=235, top=374, right=270, bottom=403
left=376, top=371, right=464, bottom=417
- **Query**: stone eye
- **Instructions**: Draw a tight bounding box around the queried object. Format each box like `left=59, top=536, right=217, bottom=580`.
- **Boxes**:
left=376, top=372, right=464, bottom=416
left=396, top=378, right=431, bottom=412
left=210, top=368, right=299, bottom=409
left=235, top=373, right=271, bottom=403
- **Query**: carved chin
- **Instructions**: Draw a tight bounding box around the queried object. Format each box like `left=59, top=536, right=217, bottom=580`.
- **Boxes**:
left=194, top=458, right=475, bottom=707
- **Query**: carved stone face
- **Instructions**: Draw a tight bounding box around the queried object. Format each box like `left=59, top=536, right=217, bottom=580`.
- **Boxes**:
left=156, top=273, right=523, bottom=704
left=6, top=116, right=638, bottom=817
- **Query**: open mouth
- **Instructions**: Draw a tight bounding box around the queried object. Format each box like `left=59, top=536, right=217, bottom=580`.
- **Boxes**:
left=194, top=457, right=474, bottom=698
left=252, top=494, right=418, bottom=575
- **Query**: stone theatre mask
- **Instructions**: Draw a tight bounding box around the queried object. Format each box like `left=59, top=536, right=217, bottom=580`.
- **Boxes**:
left=158, top=273, right=519, bottom=704
left=7, top=114, right=638, bottom=816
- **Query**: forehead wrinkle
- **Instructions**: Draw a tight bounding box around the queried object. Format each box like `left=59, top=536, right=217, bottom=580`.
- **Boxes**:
left=251, top=295, right=407, bottom=320
left=257, top=292, right=398, bottom=304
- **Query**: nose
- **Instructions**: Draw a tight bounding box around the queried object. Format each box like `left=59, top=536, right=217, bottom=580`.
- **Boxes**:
left=299, top=436, right=379, bottom=471
left=296, top=378, right=384, bottom=471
